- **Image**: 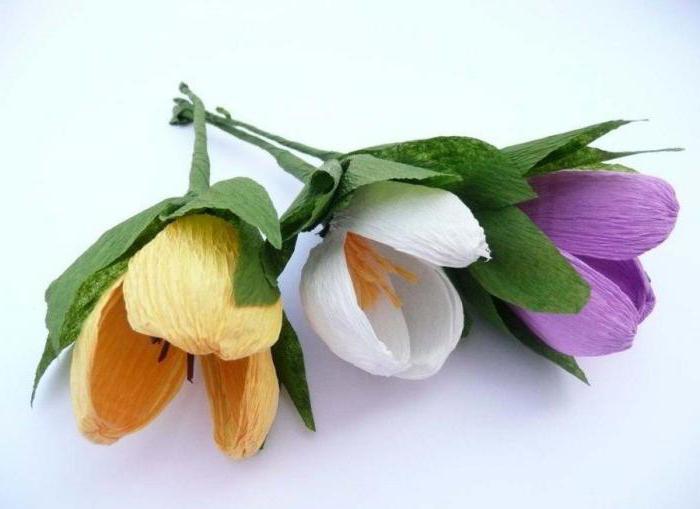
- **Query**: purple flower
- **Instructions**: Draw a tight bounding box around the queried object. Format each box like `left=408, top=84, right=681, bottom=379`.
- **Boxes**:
left=514, top=170, right=679, bottom=356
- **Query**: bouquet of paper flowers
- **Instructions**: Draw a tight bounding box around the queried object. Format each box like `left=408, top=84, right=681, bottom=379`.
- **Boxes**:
left=33, top=84, right=679, bottom=459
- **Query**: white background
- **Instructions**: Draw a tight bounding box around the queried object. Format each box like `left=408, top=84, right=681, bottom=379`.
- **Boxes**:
left=2, top=1, right=699, bottom=508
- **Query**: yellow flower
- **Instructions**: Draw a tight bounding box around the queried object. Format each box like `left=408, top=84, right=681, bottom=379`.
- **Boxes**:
left=70, top=214, right=282, bottom=459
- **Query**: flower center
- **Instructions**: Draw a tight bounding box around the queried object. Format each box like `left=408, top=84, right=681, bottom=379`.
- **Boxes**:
left=152, top=337, right=195, bottom=382
left=344, top=232, right=418, bottom=310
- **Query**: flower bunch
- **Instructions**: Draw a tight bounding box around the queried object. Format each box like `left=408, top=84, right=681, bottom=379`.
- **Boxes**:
left=34, top=84, right=680, bottom=459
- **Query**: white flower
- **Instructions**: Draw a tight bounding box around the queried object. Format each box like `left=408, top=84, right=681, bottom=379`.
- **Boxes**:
left=300, top=181, right=489, bottom=379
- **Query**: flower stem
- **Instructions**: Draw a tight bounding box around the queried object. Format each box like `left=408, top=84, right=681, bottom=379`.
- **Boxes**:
left=213, top=107, right=341, bottom=161
left=179, top=83, right=211, bottom=194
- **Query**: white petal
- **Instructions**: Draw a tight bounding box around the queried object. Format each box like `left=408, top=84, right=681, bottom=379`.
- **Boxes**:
left=372, top=244, right=464, bottom=379
left=300, top=230, right=410, bottom=376
left=332, top=181, right=489, bottom=268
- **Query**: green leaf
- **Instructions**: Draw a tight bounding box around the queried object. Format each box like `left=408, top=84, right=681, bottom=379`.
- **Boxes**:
left=530, top=146, right=683, bottom=175
left=279, top=160, right=343, bottom=241
left=494, top=301, right=589, bottom=384
left=232, top=221, right=281, bottom=306
left=502, top=119, right=633, bottom=175
left=272, top=314, right=315, bottom=431
left=447, top=269, right=587, bottom=384
left=162, top=177, right=282, bottom=249
left=336, top=154, right=458, bottom=198
left=34, top=198, right=184, bottom=402
left=469, top=206, right=590, bottom=313
left=351, top=136, right=535, bottom=209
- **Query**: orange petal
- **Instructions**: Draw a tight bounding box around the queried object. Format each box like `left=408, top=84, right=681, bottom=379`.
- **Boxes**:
left=201, top=349, right=279, bottom=459
left=70, top=277, right=186, bottom=444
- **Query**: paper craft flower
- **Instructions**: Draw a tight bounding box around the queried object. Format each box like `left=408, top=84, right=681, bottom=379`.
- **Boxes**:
left=300, top=181, right=489, bottom=378
left=71, top=214, right=281, bottom=458
left=516, top=170, right=679, bottom=356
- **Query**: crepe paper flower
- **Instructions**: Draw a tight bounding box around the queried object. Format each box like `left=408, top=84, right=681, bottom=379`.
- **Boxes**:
left=71, top=214, right=281, bottom=457
left=515, top=170, right=679, bottom=356
left=301, top=181, right=490, bottom=378
left=34, top=84, right=315, bottom=459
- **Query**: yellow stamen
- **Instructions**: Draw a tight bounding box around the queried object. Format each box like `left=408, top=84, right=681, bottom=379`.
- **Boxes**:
left=344, top=232, right=418, bottom=310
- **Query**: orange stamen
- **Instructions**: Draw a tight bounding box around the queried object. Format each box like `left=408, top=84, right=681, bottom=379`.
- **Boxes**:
left=344, top=232, right=418, bottom=310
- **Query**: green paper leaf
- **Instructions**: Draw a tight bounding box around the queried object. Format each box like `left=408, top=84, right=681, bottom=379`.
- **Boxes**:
left=272, top=314, right=316, bottom=431
left=529, top=146, right=683, bottom=175
left=279, top=160, right=343, bottom=241
left=336, top=154, right=458, bottom=198
left=232, top=221, right=281, bottom=306
left=34, top=198, right=184, bottom=402
left=351, top=136, right=535, bottom=209
left=162, top=177, right=282, bottom=249
left=494, top=301, right=589, bottom=384
left=501, top=119, right=632, bottom=175
left=469, top=206, right=590, bottom=313
left=576, top=162, right=638, bottom=173
left=447, top=269, right=587, bottom=383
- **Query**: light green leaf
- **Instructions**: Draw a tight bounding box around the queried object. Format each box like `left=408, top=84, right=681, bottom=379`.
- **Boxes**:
left=272, top=314, right=316, bottom=431
left=502, top=119, right=632, bottom=175
left=162, top=177, right=282, bottom=249
left=337, top=154, right=458, bottom=198
left=232, top=221, right=281, bottom=306
left=469, top=206, right=590, bottom=313
left=34, top=197, right=184, bottom=402
left=351, top=136, right=535, bottom=209
left=530, top=146, right=683, bottom=175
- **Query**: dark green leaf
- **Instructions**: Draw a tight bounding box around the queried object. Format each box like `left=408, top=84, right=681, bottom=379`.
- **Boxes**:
left=530, top=146, right=683, bottom=175
left=232, top=222, right=281, bottom=306
left=336, top=154, right=458, bottom=198
left=469, top=207, right=590, bottom=313
left=272, top=314, right=315, bottom=431
left=279, top=160, right=343, bottom=241
left=494, top=301, right=589, bottom=384
left=351, top=136, right=535, bottom=209
left=162, top=177, right=282, bottom=249
left=34, top=198, right=184, bottom=402
left=447, top=268, right=508, bottom=332
left=502, top=119, right=632, bottom=175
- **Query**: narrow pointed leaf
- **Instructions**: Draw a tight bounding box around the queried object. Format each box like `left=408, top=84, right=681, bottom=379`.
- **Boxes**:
left=502, top=119, right=633, bottom=174
left=530, top=146, right=683, bottom=175
left=272, top=314, right=316, bottom=431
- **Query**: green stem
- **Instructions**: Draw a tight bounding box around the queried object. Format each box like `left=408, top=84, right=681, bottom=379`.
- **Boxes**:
left=214, top=107, right=341, bottom=161
left=205, top=112, right=319, bottom=183
left=179, top=83, right=211, bottom=194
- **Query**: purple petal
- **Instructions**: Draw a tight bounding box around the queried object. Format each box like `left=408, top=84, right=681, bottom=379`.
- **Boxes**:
left=577, top=256, right=656, bottom=322
left=521, top=170, right=679, bottom=260
left=512, top=251, right=639, bottom=356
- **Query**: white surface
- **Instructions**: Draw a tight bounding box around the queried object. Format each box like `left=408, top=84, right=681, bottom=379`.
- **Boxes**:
left=1, top=1, right=699, bottom=508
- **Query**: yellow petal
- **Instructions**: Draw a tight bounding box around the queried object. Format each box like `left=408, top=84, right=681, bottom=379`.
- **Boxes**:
left=122, top=214, right=282, bottom=360
left=71, top=277, right=186, bottom=445
left=201, top=349, right=279, bottom=459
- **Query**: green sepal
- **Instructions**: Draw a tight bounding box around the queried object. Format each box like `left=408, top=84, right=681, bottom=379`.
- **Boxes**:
left=469, top=206, right=590, bottom=313
left=162, top=177, right=282, bottom=249
left=351, top=136, right=535, bottom=209
left=448, top=269, right=588, bottom=384
left=232, top=221, right=281, bottom=306
left=272, top=314, right=316, bottom=431
left=336, top=154, right=458, bottom=199
left=529, top=146, right=683, bottom=176
left=501, top=119, right=634, bottom=175
left=278, top=160, right=343, bottom=241
left=33, top=197, right=185, bottom=402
